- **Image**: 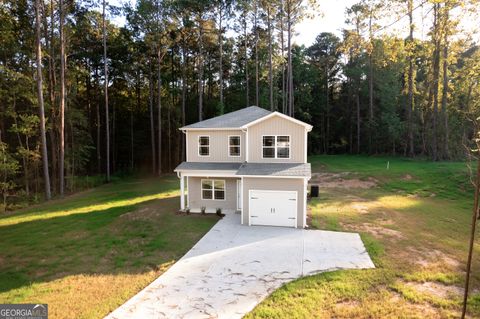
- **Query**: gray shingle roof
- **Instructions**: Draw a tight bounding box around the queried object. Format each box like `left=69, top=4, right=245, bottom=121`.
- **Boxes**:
left=175, top=161, right=310, bottom=177
left=182, top=106, right=271, bottom=129
left=174, top=162, right=243, bottom=171
left=236, top=163, right=311, bottom=177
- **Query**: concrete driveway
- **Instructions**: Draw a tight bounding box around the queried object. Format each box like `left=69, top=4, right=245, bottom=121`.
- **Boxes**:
left=106, top=214, right=374, bottom=319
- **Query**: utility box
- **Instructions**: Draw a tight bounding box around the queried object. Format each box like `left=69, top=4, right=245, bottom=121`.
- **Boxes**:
left=310, top=185, right=319, bottom=198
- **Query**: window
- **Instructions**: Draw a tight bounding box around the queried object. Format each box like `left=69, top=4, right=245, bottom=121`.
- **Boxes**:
left=262, top=136, right=275, bottom=158
left=277, top=136, right=290, bottom=158
left=198, top=136, right=209, bottom=156
left=262, top=135, right=290, bottom=159
left=229, top=136, right=241, bottom=157
left=201, top=179, right=225, bottom=200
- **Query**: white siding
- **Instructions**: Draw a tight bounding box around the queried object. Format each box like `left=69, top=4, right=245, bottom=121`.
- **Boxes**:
left=187, top=177, right=239, bottom=212
left=247, top=115, right=306, bottom=163
left=186, top=130, right=246, bottom=162
left=242, top=177, right=305, bottom=228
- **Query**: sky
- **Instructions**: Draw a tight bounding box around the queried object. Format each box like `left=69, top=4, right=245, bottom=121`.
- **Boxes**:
left=109, top=0, right=479, bottom=46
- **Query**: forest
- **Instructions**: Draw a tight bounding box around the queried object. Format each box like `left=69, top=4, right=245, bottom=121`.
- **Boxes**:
left=0, top=0, right=479, bottom=208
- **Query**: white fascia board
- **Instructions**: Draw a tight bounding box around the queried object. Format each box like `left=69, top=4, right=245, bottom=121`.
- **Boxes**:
left=179, top=170, right=239, bottom=177
left=180, top=127, right=241, bottom=131
left=237, top=175, right=308, bottom=179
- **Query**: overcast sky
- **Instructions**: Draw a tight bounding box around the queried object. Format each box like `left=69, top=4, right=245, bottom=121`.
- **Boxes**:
left=108, top=0, right=479, bottom=46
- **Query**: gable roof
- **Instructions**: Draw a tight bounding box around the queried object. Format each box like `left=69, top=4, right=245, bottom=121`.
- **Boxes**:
left=180, top=105, right=313, bottom=131
left=181, top=106, right=271, bottom=129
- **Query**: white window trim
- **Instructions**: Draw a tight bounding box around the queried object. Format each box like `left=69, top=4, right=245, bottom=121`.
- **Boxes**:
left=261, top=135, right=291, bottom=159
left=198, top=135, right=210, bottom=157
left=201, top=179, right=226, bottom=201
left=228, top=135, right=241, bottom=157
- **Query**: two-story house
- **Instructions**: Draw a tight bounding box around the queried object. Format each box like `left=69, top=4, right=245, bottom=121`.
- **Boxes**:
left=174, top=106, right=312, bottom=228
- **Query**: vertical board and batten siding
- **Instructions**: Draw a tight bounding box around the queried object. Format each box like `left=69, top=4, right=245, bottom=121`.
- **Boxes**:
left=242, top=177, right=305, bottom=228
left=247, top=115, right=306, bottom=163
left=186, top=130, right=246, bottom=162
left=187, top=177, right=238, bottom=212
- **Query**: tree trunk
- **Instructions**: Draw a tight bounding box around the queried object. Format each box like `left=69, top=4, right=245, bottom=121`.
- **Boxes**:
left=441, top=9, right=449, bottom=159
left=407, top=0, right=415, bottom=157
left=244, top=12, right=249, bottom=107
left=198, top=17, right=204, bottom=120
left=95, top=68, right=101, bottom=174
left=181, top=43, right=187, bottom=161
left=368, top=15, right=374, bottom=154
left=286, top=0, right=293, bottom=117
left=325, top=64, right=329, bottom=153
left=431, top=4, right=441, bottom=161
left=254, top=0, right=259, bottom=106
left=130, top=109, right=134, bottom=170
left=46, top=0, right=57, bottom=194
left=157, top=48, right=162, bottom=174
left=267, top=5, right=273, bottom=111
left=102, top=0, right=110, bottom=182
left=280, top=0, right=286, bottom=113
left=218, top=4, right=224, bottom=114
left=149, top=63, right=156, bottom=174
left=35, top=0, right=51, bottom=200
left=112, top=98, right=116, bottom=173
left=356, top=89, right=361, bottom=154
left=59, top=0, right=65, bottom=196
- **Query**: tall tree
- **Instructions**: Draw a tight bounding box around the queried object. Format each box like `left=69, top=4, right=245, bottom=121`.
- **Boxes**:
left=103, top=0, right=110, bottom=182
left=406, top=0, right=415, bottom=157
left=59, top=0, right=66, bottom=195
left=431, top=3, right=441, bottom=161
left=35, top=0, right=51, bottom=200
left=253, top=0, right=259, bottom=106
left=156, top=0, right=164, bottom=174
left=263, top=0, right=274, bottom=110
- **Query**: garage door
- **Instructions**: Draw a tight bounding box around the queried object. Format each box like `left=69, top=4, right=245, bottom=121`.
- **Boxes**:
left=249, top=190, right=297, bottom=227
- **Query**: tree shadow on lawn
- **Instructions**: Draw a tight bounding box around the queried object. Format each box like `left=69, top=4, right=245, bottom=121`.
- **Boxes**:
left=0, top=176, right=181, bottom=226
left=0, top=195, right=219, bottom=297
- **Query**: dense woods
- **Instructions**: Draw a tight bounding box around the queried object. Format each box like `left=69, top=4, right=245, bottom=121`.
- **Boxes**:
left=0, top=0, right=479, bottom=208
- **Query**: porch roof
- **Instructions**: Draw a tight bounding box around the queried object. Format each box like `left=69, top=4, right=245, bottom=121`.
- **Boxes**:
left=236, top=163, right=311, bottom=178
left=174, top=162, right=242, bottom=172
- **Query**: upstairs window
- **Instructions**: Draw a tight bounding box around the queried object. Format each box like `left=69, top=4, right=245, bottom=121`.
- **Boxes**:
left=277, top=136, right=290, bottom=158
left=201, top=179, right=225, bottom=200
left=198, top=136, right=210, bottom=156
left=262, top=136, right=275, bottom=158
left=229, top=136, right=241, bottom=157
left=262, top=135, right=290, bottom=159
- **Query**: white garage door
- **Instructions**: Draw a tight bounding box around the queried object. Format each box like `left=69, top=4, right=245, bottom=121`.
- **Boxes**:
left=249, top=190, right=297, bottom=227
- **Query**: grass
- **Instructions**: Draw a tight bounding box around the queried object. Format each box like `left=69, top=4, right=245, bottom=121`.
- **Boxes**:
left=247, top=155, right=480, bottom=318
left=0, top=175, right=219, bottom=319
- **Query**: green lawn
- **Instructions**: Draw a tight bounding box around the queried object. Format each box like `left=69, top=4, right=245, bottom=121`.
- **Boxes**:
left=247, top=155, right=480, bottom=319
left=2, top=156, right=479, bottom=319
left=0, top=176, right=218, bottom=319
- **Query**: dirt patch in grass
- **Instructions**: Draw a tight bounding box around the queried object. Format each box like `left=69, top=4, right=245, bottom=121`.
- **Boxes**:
left=350, top=203, right=370, bottom=214
left=404, top=247, right=461, bottom=269
left=404, top=281, right=463, bottom=299
left=120, top=206, right=165, bottom=221
left=343, top=222, right=405, bottom=241
left=310, top=173, right=378, bottom=189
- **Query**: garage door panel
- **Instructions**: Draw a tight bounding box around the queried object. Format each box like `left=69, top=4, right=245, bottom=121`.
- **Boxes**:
left=249, top=190, right=297, bottom=227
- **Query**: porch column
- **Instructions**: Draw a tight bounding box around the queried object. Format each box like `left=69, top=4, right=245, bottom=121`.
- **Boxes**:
left=180, top=174, right=185, bottom=210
